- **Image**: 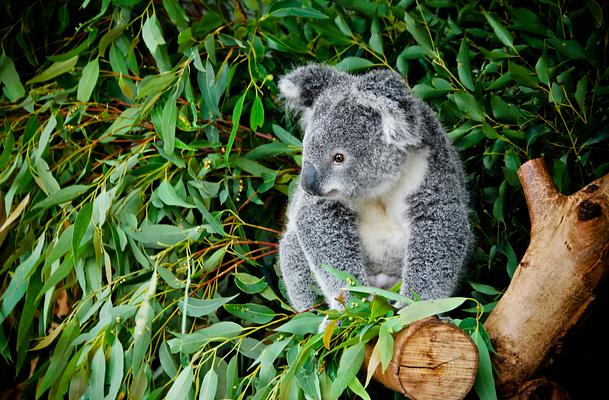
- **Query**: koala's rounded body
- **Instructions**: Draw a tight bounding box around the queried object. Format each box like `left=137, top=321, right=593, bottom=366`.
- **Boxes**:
left=278, top=65, right=473, bottom=311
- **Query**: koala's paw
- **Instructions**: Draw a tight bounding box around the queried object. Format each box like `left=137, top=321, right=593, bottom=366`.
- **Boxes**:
left=437, top=313, right=454, bottom=323
left=317, top=315, right=342, bottom=334
left=391, top=300, right=407, bottom=310
left=317, top=315, right=331, bottom=333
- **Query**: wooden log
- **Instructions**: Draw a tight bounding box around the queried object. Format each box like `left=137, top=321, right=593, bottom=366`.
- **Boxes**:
left=484, top=158, right=609, bottom=397
left=364, top=317, right=478, bottom=400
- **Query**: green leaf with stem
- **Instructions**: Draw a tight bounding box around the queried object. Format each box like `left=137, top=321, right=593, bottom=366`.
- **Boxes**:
left=225, top=92, right=247, bottom=167
left=330, top=343, right=365, bottom=399
left=77, top=57, right=99, bottom=102
left=483, top=12, right=514, bottom=48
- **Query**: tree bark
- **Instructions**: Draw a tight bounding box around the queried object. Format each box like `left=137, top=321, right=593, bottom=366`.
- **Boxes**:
left=484, top=158, right=609, bottom=397
left=365, top=317, right=478, bottom=400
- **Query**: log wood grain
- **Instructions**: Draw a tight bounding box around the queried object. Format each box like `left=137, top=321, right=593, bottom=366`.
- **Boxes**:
left=365, top=317, right=478, bottom=400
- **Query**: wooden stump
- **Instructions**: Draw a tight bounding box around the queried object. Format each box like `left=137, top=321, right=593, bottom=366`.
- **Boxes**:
left=365, top=317, right=478, bottom=400
left=484, top=158, right=609, bottom=397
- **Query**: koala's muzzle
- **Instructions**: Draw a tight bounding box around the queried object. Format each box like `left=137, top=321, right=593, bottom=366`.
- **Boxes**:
left=301, top=162, right=322, bottom=196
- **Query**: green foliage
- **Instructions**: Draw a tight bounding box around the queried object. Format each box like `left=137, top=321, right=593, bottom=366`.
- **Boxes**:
left=0, top=0, right=607, bottom=399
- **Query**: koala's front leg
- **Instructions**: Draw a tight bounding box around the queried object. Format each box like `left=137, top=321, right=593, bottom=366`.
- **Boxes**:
left=296, top=198, right=368, bottom=310
left=278, top=230, right=318, bottom=312
left=401, top=199, right=471, bottom=301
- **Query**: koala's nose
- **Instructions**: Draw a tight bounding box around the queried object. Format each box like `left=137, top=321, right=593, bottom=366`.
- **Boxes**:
left=301, top=162, right=321, bottom=196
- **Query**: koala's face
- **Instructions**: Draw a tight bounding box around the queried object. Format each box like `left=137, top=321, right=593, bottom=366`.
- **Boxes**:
left=279, top=64, right=423, bottom=200
left=300, top=97, right=406, bottom=200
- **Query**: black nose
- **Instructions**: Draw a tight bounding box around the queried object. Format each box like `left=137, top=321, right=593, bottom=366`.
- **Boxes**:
left=301, top=162, right=321, bottom=196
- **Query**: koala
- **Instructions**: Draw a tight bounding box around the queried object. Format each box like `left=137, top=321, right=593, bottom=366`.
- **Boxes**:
left=277, top=64, right=473, bottom=312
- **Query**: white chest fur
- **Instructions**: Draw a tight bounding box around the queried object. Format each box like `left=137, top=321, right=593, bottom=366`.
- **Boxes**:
left=356, top=199, right=406, bottom=265
left=352, top=149, right=430, bottom=279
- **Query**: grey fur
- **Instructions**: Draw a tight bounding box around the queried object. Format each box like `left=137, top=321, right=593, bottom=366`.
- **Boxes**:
left=278, top=64, right=473, bottom=312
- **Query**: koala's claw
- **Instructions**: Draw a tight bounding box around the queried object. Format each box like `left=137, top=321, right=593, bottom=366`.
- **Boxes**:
left=317, top=315, right=343, bottom=334
left=437, top=314, right=454, bottom=323
left=391, top=300, right=407, bottom=310
left=318, top=315, right=331, bottom=333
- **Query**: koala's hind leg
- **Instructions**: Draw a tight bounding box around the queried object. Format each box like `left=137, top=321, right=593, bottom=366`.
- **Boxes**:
left=279, top=230, right=317, bottom=312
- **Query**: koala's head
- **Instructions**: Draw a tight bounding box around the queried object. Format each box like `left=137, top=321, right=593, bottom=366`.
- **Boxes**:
left=279, top=64, right=423, bottom=200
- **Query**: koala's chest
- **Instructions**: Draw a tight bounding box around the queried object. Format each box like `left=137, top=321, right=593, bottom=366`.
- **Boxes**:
left=354, top=199, right=408, bottom=268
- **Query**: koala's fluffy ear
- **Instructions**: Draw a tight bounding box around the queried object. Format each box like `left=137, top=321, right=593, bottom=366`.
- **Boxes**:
left=279, top=64, right=346, bottom=111
left=356, top=70, right=423, bottom=149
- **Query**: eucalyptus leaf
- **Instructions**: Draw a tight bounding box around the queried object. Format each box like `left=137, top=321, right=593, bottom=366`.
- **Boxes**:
left=225, top=92, right=246, bottom=166
left=159, top=341, right=178, bottom=378
left=334, top=57, right=374, bottom=72
left=167, top=322, right=243, bottom=354
left=470, top=326, right=497, bottom=400
left=267, top=4, right=328, bottom=19
left=250, top=94, right=264, bottom=131
left=457, top=39, right=475, bottom=91
left=234, top=272, right=267, bottom=294
left=180, top=294, right=238, bottom=317
left=378, top=322, right=394, bottom=372
left=161, top=91, right=178, bottom=154
left=224, top=303, right=275, bottom=324
left=275, top=313, right=323, bottom=336
left=157, top=179, right=194, bottom=208
left=0, top=54, right=25, bottom=101
left=483, top=12, right=513, bottom=48
left=166, top=365, right=193, bottom=399
left=448, top=92, right=486, bottom=122
left=347, top=285, right=413, bottom=305
left=73, top=202, right=93, bottom=257
left=142, top=14, right=166, bottom=54
left=0, top=234, right=45, bottom=323
left=334, top=15, right=353, bottom=37
left=106, top=338, right=124, bottom=400
left=103, top=105, right=143, bottom=136
left=403, top=12, right=435, bottom=56
left=35, top=114, right=57, bottom=161
left=88, top=346, right=106, bottom=399
left=162, top=0, right=189, bottom=31
left=575, top=77, right=588, bottom=115
left=369, top=19, right=383, bottom=55
left=535, top=55, right=550, bottom=85
left=77, top=58, right=99, bottom=102
left=470, top=282, right=502, bottom=296
left=398, top=297, right=468, bottom=325
left=199, top=368, right=218, bottom=400
left=28, top=55, right=78, bottom=84
left=347, top=376, right=371, bottom=400
left=548, top=38, right=589, bottom=60
left=330, top=343, right=365, bottom=399
left=129, top=224, right=201, bottom=247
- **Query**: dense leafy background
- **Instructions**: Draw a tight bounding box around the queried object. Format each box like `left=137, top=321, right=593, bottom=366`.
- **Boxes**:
left=1, top=0, right=608, bottom=399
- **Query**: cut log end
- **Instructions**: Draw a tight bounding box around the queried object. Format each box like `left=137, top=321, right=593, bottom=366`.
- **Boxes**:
left=365, top=318, right=478, bottom=400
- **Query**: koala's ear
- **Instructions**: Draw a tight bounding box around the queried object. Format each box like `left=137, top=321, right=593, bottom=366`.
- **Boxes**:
left=356, top=70, right=423, bottom=148
left=279, top=64, right=346, bottom=111
left=357, top=69, right=409, bottom=103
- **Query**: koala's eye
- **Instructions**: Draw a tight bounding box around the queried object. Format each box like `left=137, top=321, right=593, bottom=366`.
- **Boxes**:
left=333, top=153, right=345, bottom=164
